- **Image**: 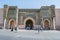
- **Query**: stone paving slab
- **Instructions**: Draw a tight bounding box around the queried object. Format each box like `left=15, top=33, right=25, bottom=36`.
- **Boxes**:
left=0, top=29, right=60, bottom=40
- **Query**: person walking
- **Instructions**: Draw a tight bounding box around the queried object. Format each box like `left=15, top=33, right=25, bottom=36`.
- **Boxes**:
left=15, top=25, right=17, bottom=31
left=11, top=25, right=14, bottom=31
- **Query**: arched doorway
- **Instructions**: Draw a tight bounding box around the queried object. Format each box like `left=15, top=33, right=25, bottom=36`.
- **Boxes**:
left=44, top=20, right=50, bottom=30
left=10, top=20, right=15, bottom=29
left=25, top=19, right=33, bottom=30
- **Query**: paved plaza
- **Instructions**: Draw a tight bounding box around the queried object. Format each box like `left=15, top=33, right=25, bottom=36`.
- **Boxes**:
left=0, top=29, right=60, bottom=40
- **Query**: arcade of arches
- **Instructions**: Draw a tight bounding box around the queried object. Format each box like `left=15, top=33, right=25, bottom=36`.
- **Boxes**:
left=9, top=19, right=50, bottom=30
left=9, top=19, right=51, bottom=30
left=3, top=5, right=55, bottom=30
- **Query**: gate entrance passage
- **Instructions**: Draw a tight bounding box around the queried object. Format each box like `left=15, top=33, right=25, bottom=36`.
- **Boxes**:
left=25, top=19, right=33, bottom=30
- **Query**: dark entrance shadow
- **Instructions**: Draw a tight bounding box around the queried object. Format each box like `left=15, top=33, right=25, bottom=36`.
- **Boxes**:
left=25, top=19, right=33, bottom=30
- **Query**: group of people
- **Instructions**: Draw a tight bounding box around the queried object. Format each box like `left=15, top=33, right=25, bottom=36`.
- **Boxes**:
left=10, top=25, right=50, bottom=31
left=11, top=27, right=17, bottom=31
left=37, top=25, right=50, bottom=32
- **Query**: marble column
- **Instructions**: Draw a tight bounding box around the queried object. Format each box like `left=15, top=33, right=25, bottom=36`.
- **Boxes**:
left=53, top=17, right=56, bottom=30
left=42, top=18, right=44, bottom=28
left=4, top=19, right=6, bottom=29
left=16, top=8, right=18, bottom=27
left=21, top=16, right=23, bottom=25
left=36, top=15, right=38, bottom=24
left=4, top=7, right=8, bottom=29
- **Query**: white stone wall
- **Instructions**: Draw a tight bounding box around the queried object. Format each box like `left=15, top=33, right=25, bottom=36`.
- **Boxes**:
left=0, top=8, right=3, bottom=28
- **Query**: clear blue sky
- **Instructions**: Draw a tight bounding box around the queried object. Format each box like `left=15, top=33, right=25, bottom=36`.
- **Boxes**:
left=0, top=0, right=60, bottom=8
